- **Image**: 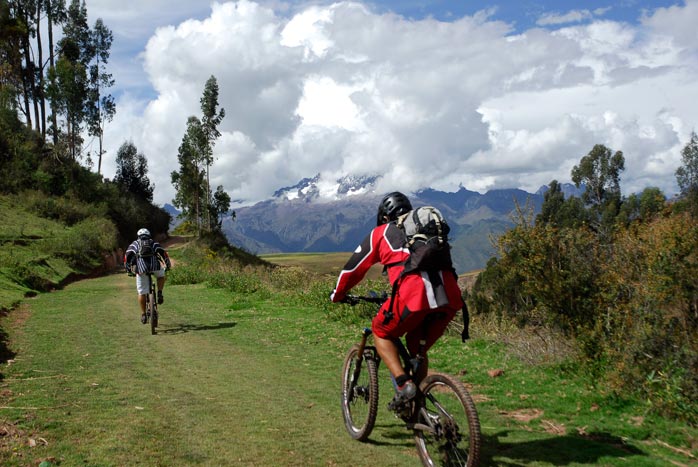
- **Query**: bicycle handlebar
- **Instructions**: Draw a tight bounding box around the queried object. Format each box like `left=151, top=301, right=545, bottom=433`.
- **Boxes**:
left=341, top=292, right=388, bottom=306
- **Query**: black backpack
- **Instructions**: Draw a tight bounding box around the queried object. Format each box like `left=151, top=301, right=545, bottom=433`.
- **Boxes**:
left=395, top=206, right=454, bottom=275
left=392, top=206, right=470, bottom=341
left=137, top=237, right=156, bottom=258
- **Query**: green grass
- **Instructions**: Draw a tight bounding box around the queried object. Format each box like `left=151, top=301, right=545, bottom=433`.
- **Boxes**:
left=1, top=249, right=697, bottom=466
left=0, top=194, right=116, bottom=312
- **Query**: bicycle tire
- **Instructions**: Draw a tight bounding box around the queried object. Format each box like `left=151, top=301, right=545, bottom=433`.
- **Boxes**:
left=340, top=345, right=379, bottom=441
left=151, top=300, right=158, bottom=330
left=414, top=372, right=481, bottom=467
left=149, top=278, right=157, bottom=335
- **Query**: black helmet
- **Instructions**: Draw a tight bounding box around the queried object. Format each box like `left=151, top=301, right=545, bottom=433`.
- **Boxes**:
left=376, top=191, right=412, bottom=226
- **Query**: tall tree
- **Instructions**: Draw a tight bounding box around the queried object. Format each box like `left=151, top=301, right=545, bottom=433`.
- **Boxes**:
left=0, top=1, right=25, bottom=111
left=12, top=0, right=38, bottom=130
left=676, top=131, right=698, bottom=216
left=34, top=0, right=46, bottom=137
left=86, top=17, right=115, bottom=174
left=171, top=116, right=206, bottom=235
left=211, top=185, right=231, bottom=230
left=47, top=0, right=92, bottom=160
left=45, top=0, right=66, bottom=145
left=199, top=75, right=225, bottom=231
left=113, top=140, right=154, bottom=202
left=571, top=144, right=625, bottom=232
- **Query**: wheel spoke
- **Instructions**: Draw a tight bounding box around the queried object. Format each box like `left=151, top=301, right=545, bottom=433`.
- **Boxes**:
left=414, top=373, right=481, bottom=467
left=341, top=347, right=378, bottom=441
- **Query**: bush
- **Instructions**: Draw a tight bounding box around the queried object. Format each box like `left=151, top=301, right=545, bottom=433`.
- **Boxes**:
left=41, top=217, right=118, bottom=270
left=22, top=190, right=105, bottom=225
left=471, top=208, right=698, bottom=424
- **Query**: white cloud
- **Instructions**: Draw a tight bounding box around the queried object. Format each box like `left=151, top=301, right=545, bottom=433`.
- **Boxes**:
left=537, top=9, right=594, bottom=26
left=97, top=0, right=698, bottom=207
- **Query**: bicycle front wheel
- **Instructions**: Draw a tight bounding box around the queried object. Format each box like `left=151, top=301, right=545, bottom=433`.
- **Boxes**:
left=414, top=372, right=481, bottom=467
left=341, top=345, right=379, bottom=441
left=149, top=290, right=157, bottom=335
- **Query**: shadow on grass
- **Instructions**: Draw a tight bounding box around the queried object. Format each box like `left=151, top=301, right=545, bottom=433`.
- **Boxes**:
left=0, top=322, right=16, bottom=380
left=480, top=430, right=645, bottom=466
left=157, top=321, right=237, bottom=335
left=353, top=425, right=646, bottom=466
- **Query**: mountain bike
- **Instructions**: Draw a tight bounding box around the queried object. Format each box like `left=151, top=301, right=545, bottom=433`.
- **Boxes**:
left=340, top=294, right=481, bottom=467
left=144, top=271, right=158, bottom=335
left=126, top=266, right=159, bottom=335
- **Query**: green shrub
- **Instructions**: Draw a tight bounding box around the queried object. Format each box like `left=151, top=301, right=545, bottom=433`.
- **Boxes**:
left=41, top=217, right=118, bottom=270
left=22, top=190, right=105, bottom=225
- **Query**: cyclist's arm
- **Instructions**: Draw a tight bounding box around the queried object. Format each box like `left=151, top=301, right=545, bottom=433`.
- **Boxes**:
left=124, top=242, right=138, bottom=269
left=331, top=228, right=381, bottom=302
left=155, top=245, right=171, bottom=269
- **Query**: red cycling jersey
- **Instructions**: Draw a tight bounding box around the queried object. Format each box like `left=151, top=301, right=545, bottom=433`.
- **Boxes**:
left=332, top=222, right=463, bottom=352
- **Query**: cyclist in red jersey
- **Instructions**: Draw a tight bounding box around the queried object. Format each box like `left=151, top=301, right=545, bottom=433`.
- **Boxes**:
left=331, top=192, right=464, bottom=405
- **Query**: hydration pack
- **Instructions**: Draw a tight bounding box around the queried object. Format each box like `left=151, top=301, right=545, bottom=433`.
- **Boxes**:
left=391, top=206, right=469, bottom=341
left=395, top=206, right=454, bottom=275
left=137, top=237, right=156, bottom=258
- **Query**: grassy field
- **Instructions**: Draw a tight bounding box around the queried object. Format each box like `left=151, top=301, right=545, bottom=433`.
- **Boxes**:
left=261, top=252, right=386, bottom=281
left=1, top=249, right=696, bottom=466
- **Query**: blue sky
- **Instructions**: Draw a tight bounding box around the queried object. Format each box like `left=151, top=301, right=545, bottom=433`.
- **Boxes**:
left=368, top=0, right=672, bottom=26
left=83, top=0, right=697, bottom=206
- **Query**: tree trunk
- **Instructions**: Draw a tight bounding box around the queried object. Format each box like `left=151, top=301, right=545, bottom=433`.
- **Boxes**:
left=36, top=0, right=47, bottom=139
left=97, top=105, right=104, bottom=174
left=21, top=49, right=33, bottom=129
left=206, top=164, right=211, bottom=232
left=47, top=0, right=59, bottom=145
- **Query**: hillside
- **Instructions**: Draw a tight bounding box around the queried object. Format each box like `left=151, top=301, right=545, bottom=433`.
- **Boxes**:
left=0, top=194, right=121, bottom=313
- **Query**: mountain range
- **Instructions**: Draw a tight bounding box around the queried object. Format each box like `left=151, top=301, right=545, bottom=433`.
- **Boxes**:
left=211, top=176, right=584, bottom=272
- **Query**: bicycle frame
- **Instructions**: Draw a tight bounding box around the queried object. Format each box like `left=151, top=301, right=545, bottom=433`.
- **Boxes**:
left=143, top=271, right=158, bottom=335
left=340, top=294, right=481, bottom=466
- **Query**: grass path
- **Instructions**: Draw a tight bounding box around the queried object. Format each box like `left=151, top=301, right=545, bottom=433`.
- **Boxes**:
left=0, top=272, right=421, bottom=466
left=2, top=268, right=697, bottom=466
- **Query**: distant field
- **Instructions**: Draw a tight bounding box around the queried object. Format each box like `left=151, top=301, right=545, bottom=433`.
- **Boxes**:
left=261, top=252, right=386, bottom=280
left=261, top=251, right=481, bottom=288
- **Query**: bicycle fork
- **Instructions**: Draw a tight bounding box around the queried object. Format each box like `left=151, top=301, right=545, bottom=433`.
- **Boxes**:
left=347, top=328, right=373, bottom=404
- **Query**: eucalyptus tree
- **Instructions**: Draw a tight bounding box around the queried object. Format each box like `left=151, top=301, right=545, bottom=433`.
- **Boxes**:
left=86, top=17, right=115, bottom=174
left=44, top=0, right=66, bottom=144
left=0, top=0, right=25, bottom=109
left=46, top=0, right=91, bottom=159
left=571, top=144, right=625, bottom=233
left=676, top=131, right=698, bottom=216
left=46, top=0, right=113, bottom=164
left=199, top=75, right=225, bottom=230
left=6, top=0, right=39, bottom=130
left=171, top=116, right=207, bottom=235
left=211, top=185, right=231, bottom=230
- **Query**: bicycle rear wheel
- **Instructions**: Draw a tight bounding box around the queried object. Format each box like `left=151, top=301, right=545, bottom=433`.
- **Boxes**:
left=341, top=345, right=379, bottom=441
left=414, top=372, right=481, bottom=467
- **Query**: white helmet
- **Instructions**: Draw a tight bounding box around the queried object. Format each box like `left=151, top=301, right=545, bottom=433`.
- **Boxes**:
left=137, top=228, right=151, bottom=238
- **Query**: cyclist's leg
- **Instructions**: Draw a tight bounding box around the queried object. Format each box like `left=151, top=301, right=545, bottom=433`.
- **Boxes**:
left=405, top=307, right=457, bottom=353
left=153, top=269, right=165, bottom=304
left=155, top=269, right=166, bottom=292
left=138, top=294, right=147, bottom=313
left=404, top=307, right=457, bottom=380
left=136, top=275, right=148, bottom=314
left=372, top=301, right=425, bottom=386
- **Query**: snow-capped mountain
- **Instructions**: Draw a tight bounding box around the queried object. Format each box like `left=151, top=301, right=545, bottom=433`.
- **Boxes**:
left=272, top=174, right=381, bottom=202
left=223, top=180, right=550, bottom=272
